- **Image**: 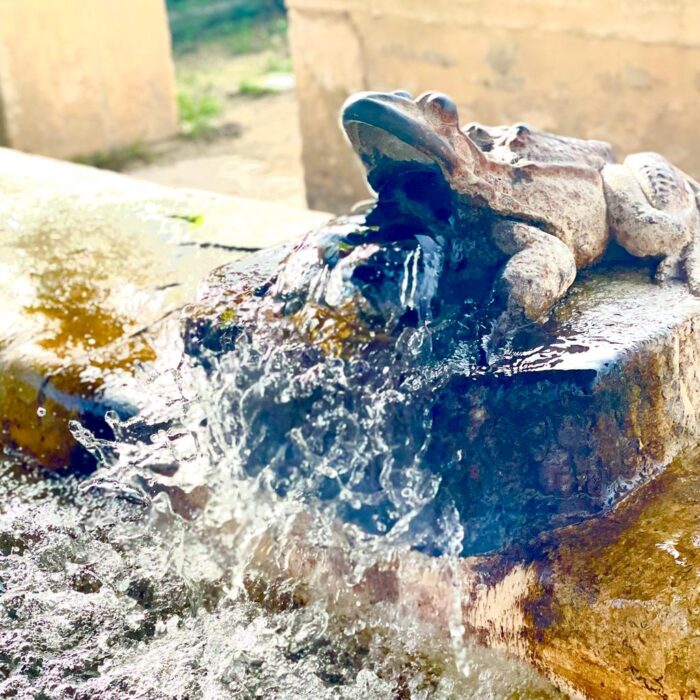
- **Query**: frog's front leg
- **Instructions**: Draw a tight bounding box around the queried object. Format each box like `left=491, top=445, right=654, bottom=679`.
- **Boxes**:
left=487, top=221, right=577, bottom=351
left=602, top=152, right=700, bottom=294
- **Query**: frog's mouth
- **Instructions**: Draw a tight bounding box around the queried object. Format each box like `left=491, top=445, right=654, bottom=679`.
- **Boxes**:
left=342, top=91, right=460, bottom=194
left=342, top=92, right=507, bottom=322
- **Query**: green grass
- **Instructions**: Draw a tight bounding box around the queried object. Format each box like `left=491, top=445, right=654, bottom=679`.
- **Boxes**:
left=72, top=142, right=154, bottom=172
left=237, top=79, right=275, bottom=97
left=167, top=1, right=287, bottom=55
left=177, top=89, right=222, bottom=138
left=237, top=68, right=294, bottom=97
left=265, top=54, right=293, bottom=73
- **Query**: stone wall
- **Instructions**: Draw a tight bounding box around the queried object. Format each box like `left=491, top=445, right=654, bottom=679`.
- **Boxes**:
left=0, top=0, right=178, bottom=159
left=288, top=0, right=700, bottom=212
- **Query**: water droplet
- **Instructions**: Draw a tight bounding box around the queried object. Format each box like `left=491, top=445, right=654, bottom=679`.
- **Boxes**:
left=36, top=407, right=46, bottom=417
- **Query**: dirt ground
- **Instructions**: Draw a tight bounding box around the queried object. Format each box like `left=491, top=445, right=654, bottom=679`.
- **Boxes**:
left=127, top=39, right=311, bottom=211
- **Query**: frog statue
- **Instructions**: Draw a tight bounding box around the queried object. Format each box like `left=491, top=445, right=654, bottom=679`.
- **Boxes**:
left=266, top=90, right=700, bottom=356
left=188, top=91, right=700, bottom=363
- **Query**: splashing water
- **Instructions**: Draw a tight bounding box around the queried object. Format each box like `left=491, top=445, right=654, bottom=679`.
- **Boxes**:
left=0, top=290, right=563, bottom=698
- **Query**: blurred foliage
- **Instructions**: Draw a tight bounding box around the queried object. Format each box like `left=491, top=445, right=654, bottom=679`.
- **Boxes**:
left=72, top=143, right=154, bottom=171
left=177, top=89, right=222, bottom=138
left=265, top=54, right=293, bottom=73
left=238, top=79, right=276, bottom=97
left=166, top=0, right=286, bottom=53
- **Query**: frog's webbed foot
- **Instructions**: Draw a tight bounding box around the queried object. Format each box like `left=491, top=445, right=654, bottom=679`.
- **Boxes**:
left=485, top=221, right=577, bottom=357
left=682, top=242, right=700, bottom=296
left=655, top=250, right=685, bottom=284
left=603, top=152, right=700, bottom=295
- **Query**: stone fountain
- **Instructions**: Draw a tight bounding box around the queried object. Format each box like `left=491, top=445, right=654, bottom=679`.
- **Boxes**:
left=185, top=90, right=700, bottom=557
left=3, top=91, right=700, bottom=697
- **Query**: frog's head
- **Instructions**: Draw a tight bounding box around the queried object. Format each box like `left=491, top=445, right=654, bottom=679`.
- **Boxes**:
left=340, top=90, right=509, bottom=330
left=342, top=90, right=490, bottom=208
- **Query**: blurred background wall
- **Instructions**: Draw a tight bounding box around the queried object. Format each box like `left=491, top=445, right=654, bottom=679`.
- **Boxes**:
left=287, top=0, right=700, bottom=212
left=0, top=1, right=304, bottom=208
left=0, top=0, right=178, bottom=159
left=3, top=0, right=700, bottom=218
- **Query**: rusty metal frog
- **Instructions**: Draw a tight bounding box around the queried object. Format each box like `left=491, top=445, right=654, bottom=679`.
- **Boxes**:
left=339, top=90, right=700, bottom=345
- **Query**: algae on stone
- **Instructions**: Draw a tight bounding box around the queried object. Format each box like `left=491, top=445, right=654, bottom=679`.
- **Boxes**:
left=0, top=148, right=327, bottom=468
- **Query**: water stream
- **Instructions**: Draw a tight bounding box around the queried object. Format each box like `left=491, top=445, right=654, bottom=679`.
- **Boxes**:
left=0, top=322, right=563, bottom=698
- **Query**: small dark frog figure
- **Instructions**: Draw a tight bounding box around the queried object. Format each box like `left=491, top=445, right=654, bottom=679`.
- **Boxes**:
left=273, top=90, right=700, bottom=354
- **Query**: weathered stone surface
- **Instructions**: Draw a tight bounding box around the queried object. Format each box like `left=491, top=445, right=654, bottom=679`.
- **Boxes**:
left=288, top=0, right=700, bottom=211
left=0, top=148, right=328, bottom=468
left=185, top=208, right=700, bottom=552
left=0, top=0, right=177, bottom=158
left=433, top=265, right=700, bottom=553
left=529, top=450, right=700, bottom=698
left=437, top=445, right=700, bottom=699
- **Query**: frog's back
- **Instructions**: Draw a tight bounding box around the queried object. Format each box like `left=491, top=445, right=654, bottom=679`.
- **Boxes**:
left=465, top=122, right=615, bottom=169
left=462, top=123, right=612, bottom=267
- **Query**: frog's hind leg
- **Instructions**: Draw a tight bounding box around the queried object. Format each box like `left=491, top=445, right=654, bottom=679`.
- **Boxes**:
left=682, top=238, right=700, bottom=296
left=602, top=152, right=700, bottom=293
left=682, top=176, right=700, bottom=295
left=487, top=221, right=577, bottom=353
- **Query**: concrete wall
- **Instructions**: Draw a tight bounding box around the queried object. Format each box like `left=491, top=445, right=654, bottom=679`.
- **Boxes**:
left=0, top=0, right=178, bottom=159
left=288, top=0, right=700, bottom=212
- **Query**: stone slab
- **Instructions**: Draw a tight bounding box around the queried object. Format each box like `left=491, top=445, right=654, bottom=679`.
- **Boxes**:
left=0, top=0, right=177, bottom=158
left=288, top=0, right=700, bottom=211
left=0, top=148, right=328, bottom=468
left=210, top=249, right=700, bottom=697
left=174, top=195, right=700, bottom=695
left=441, top=268, right=700, bottom=696
left=190, top=239, right=700, bottom=557
left=433, top=266, right=700, bottom=554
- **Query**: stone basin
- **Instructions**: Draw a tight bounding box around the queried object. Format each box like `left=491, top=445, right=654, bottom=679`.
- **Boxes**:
left=4, top=148, right=700, bottom=697
left=0, top=148, right=328, bottom=468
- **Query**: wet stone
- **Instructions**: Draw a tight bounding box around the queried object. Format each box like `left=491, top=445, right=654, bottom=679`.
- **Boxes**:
left=187, top=237, right=700, bottom=555
left=0, top=148, right=327, bottom=469
left=69, top=569, right=103, bottom=595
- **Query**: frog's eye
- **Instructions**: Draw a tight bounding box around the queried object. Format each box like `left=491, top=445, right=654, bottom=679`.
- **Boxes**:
left=420, top=92, right=460, bottom=126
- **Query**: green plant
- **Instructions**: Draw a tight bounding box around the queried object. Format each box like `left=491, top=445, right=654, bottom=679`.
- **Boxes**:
left=72, top=142, right=154, bottom=172
left=265, top=54, right=292, bottom=73
left=177, top=90, right=221, bottom=138
left=237, top=79, right=275, bottom=97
